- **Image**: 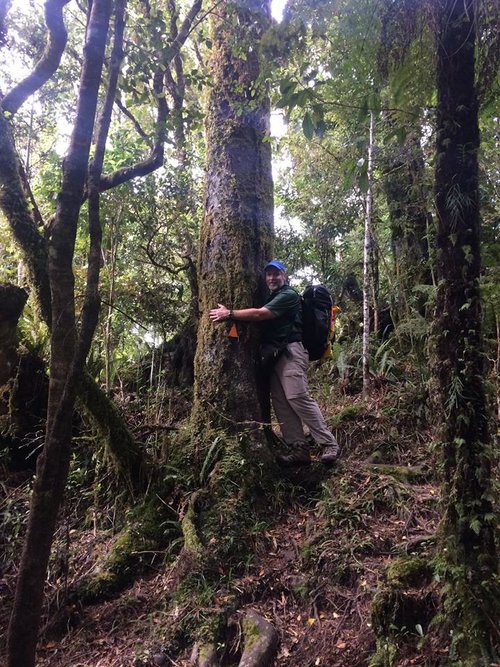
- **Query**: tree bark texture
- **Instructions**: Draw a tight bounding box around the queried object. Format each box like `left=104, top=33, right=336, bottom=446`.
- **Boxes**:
left=192, top=0, right=273, bottom=433
left=7, top=1, right=112, bottom=664
left=434, top=0, right=498, bottom=660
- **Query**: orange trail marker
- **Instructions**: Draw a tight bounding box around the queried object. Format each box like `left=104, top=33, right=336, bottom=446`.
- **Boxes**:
left=228, top=323, right=239, bottom=339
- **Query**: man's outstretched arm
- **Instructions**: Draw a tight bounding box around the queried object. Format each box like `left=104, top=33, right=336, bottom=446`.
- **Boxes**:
left=209, top=304, right=276, bottom=323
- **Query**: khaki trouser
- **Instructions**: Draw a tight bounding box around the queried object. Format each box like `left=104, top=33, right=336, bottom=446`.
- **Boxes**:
left=270, top=342, right=338, bottom=448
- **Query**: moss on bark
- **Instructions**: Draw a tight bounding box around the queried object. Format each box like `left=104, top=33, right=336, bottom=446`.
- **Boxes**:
left=76, top=491, right=178, bottom=603
left=370, top=557, right=437, bottom=667
left=181, top=491, right=204, bottom=556
left=78, top=371, right=147, bottom=493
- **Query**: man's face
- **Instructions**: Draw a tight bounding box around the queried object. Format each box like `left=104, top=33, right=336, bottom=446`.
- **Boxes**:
left=265, top=267, right=286, bottom=292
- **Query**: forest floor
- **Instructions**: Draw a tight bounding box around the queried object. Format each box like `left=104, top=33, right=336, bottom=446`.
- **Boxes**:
left=1, top=372, right=453, bottom=666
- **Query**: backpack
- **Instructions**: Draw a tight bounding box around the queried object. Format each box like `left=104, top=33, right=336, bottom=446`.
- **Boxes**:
left=301, top=285, right=335, bottom=361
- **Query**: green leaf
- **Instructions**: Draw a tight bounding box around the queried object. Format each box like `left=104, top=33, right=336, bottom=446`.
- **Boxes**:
left=470, top=518, right=481, bottom=535
left=358, top=170, right=369, bottom=193
left=368, top=91, right=380, bottom=113
left=302, top=112, right=314, bottom=140
left=396, top=126, right=407, bottom=145
left=355, top=136, right=367, bottom=151
left=287, top=92, right=300, bottom=110
left=342, top=160, right=356, bottom=190
left=296, top=88, right=312, bottom=107
left=343, top=160, right=357, bottom=190
left=279, top=78, right=297, bottom=96
left=356, top=96, right=369, bottom=124
left=311, top=103, right=324, bottom=123
left=299, top=60, right=311, bottom=75
left=315, top=119, right=327, bottom=138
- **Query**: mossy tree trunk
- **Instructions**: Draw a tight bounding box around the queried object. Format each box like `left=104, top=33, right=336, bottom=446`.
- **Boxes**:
left=434, top=0, right=498, bottom=661
left=192, top=0, right=273, bottom=435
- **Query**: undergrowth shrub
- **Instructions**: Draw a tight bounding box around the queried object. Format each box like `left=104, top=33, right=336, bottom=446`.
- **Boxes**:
left=318, top=468, right=412, bottom=531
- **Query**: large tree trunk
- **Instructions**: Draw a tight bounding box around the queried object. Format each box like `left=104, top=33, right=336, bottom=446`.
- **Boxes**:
left=6, top=1, right=112, bottom=663
left=434, top=0, right=498, bottom=661
left=192, top=0, right=273, bottom=435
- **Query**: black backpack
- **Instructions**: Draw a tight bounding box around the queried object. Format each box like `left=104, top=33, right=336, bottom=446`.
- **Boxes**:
left=301, top=285, right=334, bottom=361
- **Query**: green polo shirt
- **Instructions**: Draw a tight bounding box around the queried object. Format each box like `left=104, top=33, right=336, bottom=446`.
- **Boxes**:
left=262, top=285, right=302, bottom=348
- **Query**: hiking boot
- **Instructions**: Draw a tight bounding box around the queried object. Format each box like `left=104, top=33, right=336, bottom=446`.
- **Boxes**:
left=276, top=443, right=311, bottom=466
left=320, top=444, right=339, bottom=465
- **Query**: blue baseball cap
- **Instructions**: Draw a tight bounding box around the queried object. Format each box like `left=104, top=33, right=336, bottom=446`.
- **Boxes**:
left=265, top=260, right=287, bottom=272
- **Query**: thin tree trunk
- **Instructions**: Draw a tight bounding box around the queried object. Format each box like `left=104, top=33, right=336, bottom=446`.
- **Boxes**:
left=104, top=212, right=120, bottom=393
left=7, top=2, right=112, bottom=663
left=434, top=0, right=498, bottom=661
left=362, top=111, right=375, bottom=395
left=192, top=0, right=273, bottom=438
left=370, top=229, right=379, bottom=335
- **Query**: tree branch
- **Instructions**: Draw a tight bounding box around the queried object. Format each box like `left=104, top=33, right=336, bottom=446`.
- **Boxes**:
left=167, top=0, right=203, bottom=60
left=77, top=0, right=127, bottom=369
left=98, top=0, right=203, bottom=192
left=98, top=67, right=168, bottom=191
left=166, top=0, right=187, bottom=152
left=114, top=95, right=152, bottom=144
left=1, top=0, right=70, bottom=116
left=17, top=160, right=45, bottom=230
